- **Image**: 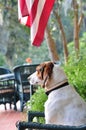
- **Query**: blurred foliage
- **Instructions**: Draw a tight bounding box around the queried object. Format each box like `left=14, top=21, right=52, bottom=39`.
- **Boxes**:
left=27, top=87, right=47, bottom=112
left=64, top=53, right=86, bottom=101
left=26, top=87, right=47, bottom=123
left=68, top=32, right=86, bottom=55
left=63, top=33, right=86, bottom=100
left=13, top=40, right=50, bottom=66
left=0, top=53, right=6, bottom=66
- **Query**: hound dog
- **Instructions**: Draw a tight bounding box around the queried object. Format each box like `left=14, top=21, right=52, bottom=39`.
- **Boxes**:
left=28, top=61, right=86, bottom=126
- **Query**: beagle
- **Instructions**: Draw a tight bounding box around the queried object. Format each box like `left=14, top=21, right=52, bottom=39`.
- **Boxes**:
left=28, top=61, right=86, bottom=126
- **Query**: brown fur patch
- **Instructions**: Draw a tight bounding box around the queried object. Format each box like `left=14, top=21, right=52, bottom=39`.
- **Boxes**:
left=36, top=62, right=54, bottom=87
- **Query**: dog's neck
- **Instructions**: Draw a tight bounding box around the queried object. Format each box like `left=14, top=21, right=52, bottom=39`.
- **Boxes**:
left=45, top=65, right=68, bottom=92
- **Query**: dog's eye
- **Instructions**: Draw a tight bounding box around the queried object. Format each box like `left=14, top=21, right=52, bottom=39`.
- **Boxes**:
left=36, top=67, right=44, bottom=72
left=39, top=67, right=44, bottom=72
left=36, top=68, right=43, bottom=75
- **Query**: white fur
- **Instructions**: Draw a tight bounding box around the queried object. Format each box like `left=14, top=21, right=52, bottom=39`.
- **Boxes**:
left=29, top=71, right=44, bottom=85
left=45, top=86, right=86, bottom=126
left=28, top=64, right=86, bottom=126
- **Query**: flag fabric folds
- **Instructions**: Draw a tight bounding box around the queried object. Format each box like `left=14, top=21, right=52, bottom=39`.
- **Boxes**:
left=18, top=0, right=55, bottom=46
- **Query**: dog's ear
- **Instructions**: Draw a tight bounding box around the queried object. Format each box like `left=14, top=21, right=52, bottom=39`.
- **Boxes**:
left=44, top=62, right=54, bottom=78
left=36, top=62, right=54, bottom=88
left=42, top=62, right=54, bottom=88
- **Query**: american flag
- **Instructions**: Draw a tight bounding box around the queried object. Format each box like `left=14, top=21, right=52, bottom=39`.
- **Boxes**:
left=18, top=0, right=55, bottom=46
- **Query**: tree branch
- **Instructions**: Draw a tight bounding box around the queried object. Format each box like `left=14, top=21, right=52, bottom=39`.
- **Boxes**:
left=53, top=10, right=69, bottom=63
left=78, top=13, right=84, bottom=32
left=45, top=26, right=60, bottom=62
left=73, top=0, right=79, bottom=57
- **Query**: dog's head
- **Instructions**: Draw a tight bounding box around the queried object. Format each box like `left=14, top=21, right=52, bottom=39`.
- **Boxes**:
left=28, top=61, right=54, bottom=88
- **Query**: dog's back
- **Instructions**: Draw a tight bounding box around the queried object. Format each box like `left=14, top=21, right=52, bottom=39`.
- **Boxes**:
left=45, top=85, right=86, bottom=126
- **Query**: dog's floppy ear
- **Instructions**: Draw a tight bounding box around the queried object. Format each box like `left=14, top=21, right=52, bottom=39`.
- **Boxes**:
left=42, top=62, right=54, bottom=88
left=44, top=62, right=54, bottom=78
left=36, top=62, right=54, bottom=88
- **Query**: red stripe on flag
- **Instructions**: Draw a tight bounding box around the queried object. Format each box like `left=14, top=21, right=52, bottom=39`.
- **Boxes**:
left=32, top=0, right=55, bottom=46
left=26, top=0, right=39, bottom=27
left=19, top=0, right=28, bottom=16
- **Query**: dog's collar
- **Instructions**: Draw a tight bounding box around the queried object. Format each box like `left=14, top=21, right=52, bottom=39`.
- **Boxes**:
left=45, top=82, right=69, bottom=96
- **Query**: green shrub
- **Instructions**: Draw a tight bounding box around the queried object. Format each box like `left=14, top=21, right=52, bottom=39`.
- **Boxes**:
left=64, top=53, right=86, bottom=101
left=65, top=33, right=86, bottom=100
left=27, top=86, right=47, bottom=112
left=26, top=86, right=47, bottom=123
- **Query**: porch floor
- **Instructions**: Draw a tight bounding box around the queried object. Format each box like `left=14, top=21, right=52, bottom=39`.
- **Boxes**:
left=0, top=102, right=26, bottom=130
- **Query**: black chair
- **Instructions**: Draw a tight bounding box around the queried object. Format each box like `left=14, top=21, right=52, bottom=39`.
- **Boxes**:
left=13, top=64, right=39, bottom=111
left=0, top=67, right=16, bottom=110
left=16, top=111, right=86, bottom=130
left=0, top=67, right=11, bottom=75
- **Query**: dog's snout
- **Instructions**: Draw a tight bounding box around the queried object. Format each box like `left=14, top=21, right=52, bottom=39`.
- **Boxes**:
left=27, top=74, right=35, bottom=84
left=27, top=72, right=40, bottom=85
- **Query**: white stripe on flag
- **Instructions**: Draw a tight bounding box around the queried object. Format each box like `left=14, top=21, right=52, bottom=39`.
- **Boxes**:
left=25, top=0, right=34, bottom=13
left=18, top=0, right=29, bottom=25
left=18, top=0, right=21, bottom=20
left=31, top=0, right=45, bottom=45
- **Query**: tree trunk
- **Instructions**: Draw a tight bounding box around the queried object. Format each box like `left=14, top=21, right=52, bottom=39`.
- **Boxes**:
left=53, top=10, right=69, bottom=63
left=73, top=0, right=79, bottom=58
left=45, top=26, right=60, bottom=62
left=73, top=0, right=84, bottom=58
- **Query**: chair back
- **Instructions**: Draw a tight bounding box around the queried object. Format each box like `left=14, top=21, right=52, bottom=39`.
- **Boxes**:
left=13, top=64, right=38, bottom=86
left=13, top=64, right=39, bottom=111
left=0, top=67, right=16, bottom=110
left=0, top=67, right=11, bottom=75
